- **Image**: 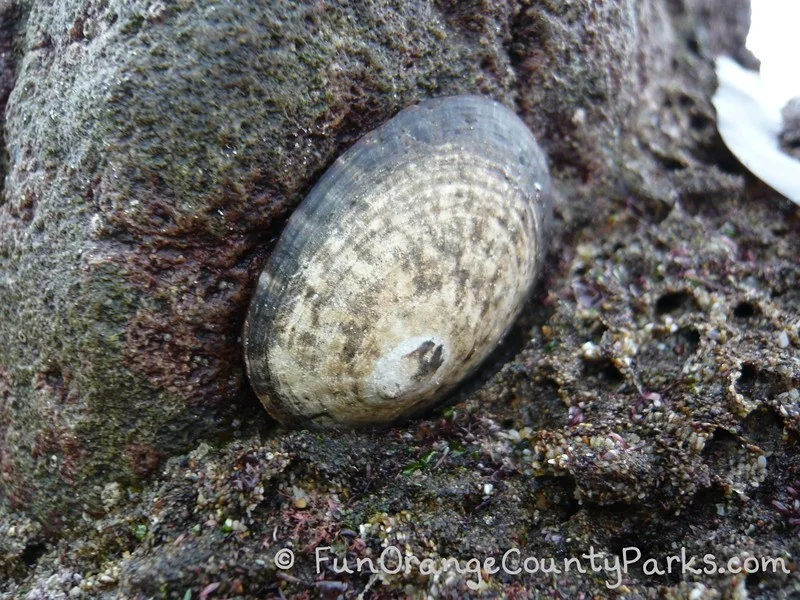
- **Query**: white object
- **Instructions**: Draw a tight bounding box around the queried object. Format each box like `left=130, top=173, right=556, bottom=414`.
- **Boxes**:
left=713, top=56, right=800, bottom=205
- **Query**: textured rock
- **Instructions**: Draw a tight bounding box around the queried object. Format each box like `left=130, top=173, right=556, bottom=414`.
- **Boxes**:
left=5, top=0, right=798, bottom=597
left=0, top=0, right=753, bottom=542
left=0, top=0, right=511, bottom=527
left=780, top=96, right=800, bottom=159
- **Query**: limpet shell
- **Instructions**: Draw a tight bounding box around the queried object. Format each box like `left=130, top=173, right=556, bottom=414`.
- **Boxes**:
left=713, top=56, right=800, bottom=205
left=244, top=95, right=552, bottom=428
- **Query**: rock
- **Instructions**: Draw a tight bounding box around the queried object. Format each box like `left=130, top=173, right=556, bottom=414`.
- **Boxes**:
left=0, top=0, right=752, bottom=539
left=780, top=96, right=800, bottom=159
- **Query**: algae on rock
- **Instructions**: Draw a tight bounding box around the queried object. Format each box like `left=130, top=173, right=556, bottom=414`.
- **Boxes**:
left=5, top=0, right=799, bottom=598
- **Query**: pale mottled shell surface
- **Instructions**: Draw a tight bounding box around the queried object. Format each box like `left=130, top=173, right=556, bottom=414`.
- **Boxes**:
left=244, top=95, right=552, bottom=428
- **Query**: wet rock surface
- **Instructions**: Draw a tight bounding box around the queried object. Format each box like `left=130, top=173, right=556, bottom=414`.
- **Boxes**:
left=4, top=0, right=799, bottom=597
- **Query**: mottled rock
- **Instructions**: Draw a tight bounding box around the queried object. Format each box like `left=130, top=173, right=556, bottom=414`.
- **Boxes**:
left=0, top=0, right=758, bottom=557
left=0, top=0, right=515, bottom=527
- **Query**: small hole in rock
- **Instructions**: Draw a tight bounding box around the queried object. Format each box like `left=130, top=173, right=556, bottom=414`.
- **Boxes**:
left=733, top=301, right=757, bottom=319
left=733, top=302, right=758, bottom=319
left=681, top=327, right=701, bottom=346
left=690, top=114, right=711, bottom=130
left=589, top=322, right=608, bottom=344
left=583, top=358, right=625, bottom=386
left=690, top=483, right=730, bottom=520
left=655, top=291, right=697, bottom=316
left=746, top=572, right=762, bottom=588
left=702, top=427, right=741, bottom=468
left=21, top=543, right=46, bottom=568
left=533, top=476, right=580, bottom=523
left=661, top=156, right=685, bottom=171
left=734, top=363, right=788, bottom=401
left=672, top=326, right=700, bottom=356
left=736, top=363, right=758, bottom=397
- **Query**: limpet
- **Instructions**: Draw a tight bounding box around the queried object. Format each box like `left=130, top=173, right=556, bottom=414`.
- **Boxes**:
left=244, top=95, right=552, bottom=428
